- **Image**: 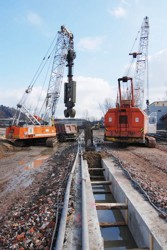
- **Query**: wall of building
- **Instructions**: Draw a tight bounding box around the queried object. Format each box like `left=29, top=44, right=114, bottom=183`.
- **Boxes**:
left=149, top=102, right=167, bottom=130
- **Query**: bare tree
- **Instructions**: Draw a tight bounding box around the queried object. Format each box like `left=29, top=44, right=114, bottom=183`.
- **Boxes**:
left=161, top=82, right=167, bottom=100
left=163, top=89, right=167, bottom=100
left=99, top=98, right=114, bottom=116
left=82, top=110, right=89, bottom=120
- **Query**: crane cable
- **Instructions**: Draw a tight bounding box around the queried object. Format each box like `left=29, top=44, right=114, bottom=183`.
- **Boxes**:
left=17, top=32, right=59, bottom=107
left=34, top=47, right=56, bottom=116
left=125, top=30, right=140, bottom=77
left=28, top=33, right=58, bottom=90
left=119, top=29, right=141, bottom=105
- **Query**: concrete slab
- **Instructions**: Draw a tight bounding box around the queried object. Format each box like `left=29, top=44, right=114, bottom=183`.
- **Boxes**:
left=102, top=158, right=167, bottom=250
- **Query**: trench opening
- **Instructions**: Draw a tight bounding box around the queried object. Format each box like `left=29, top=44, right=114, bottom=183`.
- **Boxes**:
left=84, top=151, right=137, bottom=250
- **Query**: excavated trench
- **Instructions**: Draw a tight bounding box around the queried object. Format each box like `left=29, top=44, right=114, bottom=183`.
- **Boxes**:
left=84, top=151, right=137, bottom=249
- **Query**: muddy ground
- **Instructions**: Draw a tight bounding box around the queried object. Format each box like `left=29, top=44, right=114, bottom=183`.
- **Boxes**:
left=0, top=139, right=77, bottom=249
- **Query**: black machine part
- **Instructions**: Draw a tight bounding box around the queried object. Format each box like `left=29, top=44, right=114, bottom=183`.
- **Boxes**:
left=64, top=42, right=76, bottom=118
left=64, top=81, right=76, bottom=118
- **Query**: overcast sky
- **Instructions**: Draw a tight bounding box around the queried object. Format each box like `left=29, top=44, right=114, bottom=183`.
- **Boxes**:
left=0, top=0, right=167, bottom=120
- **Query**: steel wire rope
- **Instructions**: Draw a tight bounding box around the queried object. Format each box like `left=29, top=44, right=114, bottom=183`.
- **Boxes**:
left=111, top=153, right=167, bottom=218
left=17, top=33, right=58, bottom=108
left=28, top=33, right=58, bottom=90
left=38, top=47, right=59, bottom=119
left=129, top=30, right=140, bottom=54
left=19, top=44, right=58, bottom=119
left=125, top=30, right=140, bottom=77
left=120, top=30, right=141, bottom=106
left=34, top=47, right=56, bottom=116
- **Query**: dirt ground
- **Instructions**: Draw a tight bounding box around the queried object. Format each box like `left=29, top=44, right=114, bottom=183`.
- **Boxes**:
left=0, top=140, right=60, bottom=214
left=0, top=139, right=77, bottom=249
left=0, top=129, right=167, bottom=249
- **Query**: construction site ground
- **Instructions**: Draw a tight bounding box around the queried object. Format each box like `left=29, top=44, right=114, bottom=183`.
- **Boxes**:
left=0, top=128, right=167, bottom=249
left=95, top=129, right=167, bottom=215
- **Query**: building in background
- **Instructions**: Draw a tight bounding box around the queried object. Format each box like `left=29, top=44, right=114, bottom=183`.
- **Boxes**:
left=148, top=101, right=167, bottom=130
left=160, top=113, right=167, bottom=130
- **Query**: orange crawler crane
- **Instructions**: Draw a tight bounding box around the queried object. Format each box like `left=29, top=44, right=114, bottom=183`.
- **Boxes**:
left=6, top=26, right=76, bottom=147
left=104, top=76, right=156, bottom=147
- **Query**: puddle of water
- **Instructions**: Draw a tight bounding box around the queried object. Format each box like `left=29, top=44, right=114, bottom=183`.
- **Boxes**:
left=92, top=184, right=115, bottom=203
left=101, top=227, right=137, bottom=250
left=1, top=151, right=51, bottom=195
left=19, top=155, right=49, bottom=170
left=98, top=210, right=118, bottom=223
left=94, top=193, right=113, bottom=202
left=92, top=182, right=137, bottom=249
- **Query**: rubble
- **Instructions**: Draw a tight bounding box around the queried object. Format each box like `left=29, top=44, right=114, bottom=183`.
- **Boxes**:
left=0, top=144, right=77, bottom=249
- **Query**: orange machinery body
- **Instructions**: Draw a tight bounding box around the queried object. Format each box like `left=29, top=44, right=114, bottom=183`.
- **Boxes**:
left=104, top=105, right=148, bottom=143
left=6, top=125, right=56, bottom=141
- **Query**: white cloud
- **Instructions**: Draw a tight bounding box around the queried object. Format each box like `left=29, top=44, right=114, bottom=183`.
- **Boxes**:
left=108, top=6, right=127, bottom=18
left=0, top=88, right=24, bottom=108
left=26, top=11, right=44, bottom=28
left=148, top=49, right=167, bottom=102
left=149, top=48, right=167, bottom=62
left=0, top=76, right=115, bottom=120
left=56, top=76, right=116, bottom=119
left=14, top=11, right=53, bottom=37
left=2, top=47, right=167, bottom=119
left=25, top=11, right=53, bottom=37
left=77, top=37, right=104, bottom=51
left=0, top=86, right=46, bottom=113
left=4, top=57, right=167, bottom=119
